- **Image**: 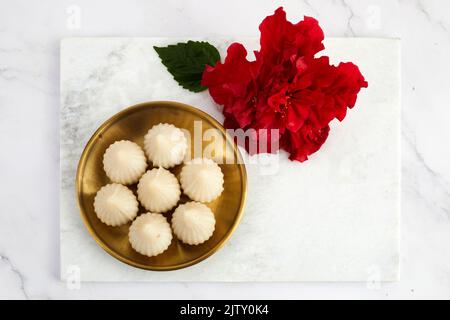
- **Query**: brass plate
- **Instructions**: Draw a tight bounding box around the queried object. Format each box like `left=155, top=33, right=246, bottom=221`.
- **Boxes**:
left=76, top=101, right=247, bottom=271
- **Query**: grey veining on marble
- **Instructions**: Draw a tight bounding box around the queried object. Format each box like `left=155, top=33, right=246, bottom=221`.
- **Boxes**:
left=1, top=0, right=450, bottom=299
left=60, top=37, right=400, bottom=282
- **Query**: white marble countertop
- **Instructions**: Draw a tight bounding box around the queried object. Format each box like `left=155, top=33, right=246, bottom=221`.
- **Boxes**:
left=0, top=0, right=449, bottom=299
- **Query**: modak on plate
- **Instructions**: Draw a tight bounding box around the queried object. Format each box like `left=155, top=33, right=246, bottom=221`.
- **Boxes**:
left=180, top=158, right=224, bottom=202
left=94, top=183, right=139, bottom=226
left=129, top=213, right=172, bottom=257
left=172, top=202, right=216, bottom=245
left=137, top=168, right=181, bottom=213
left=103, top=140, right=147, bottom=185
left=144, top=123, right=187, bottom=168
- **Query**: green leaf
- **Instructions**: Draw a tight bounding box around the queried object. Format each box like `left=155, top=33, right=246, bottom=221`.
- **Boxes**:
left=154, top=41, right=221, bottom=92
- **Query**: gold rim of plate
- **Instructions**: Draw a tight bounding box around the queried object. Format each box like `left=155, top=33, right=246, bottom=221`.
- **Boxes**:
left=76, top=101, right=247, bottom=271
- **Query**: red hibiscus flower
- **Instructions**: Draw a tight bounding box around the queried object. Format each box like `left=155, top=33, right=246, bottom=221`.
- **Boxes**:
left=201, top=7, right=368, bottom=162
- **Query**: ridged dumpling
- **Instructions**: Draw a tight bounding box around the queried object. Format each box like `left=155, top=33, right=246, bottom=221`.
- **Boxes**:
left=103, top=140, right=147, bottom=185
left=144, top=123, right=187, bottom=168
left=180, top=158, right=224, bottom=202
left=137, top=168, right=181, bottom=212
left=94, top=184, right=138, bottom=226
left=129, top=213, right=172, bottom=257
left=172, top=202, right=215, bottom=245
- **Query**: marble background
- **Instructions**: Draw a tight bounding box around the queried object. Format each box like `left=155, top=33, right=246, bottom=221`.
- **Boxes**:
left=60, top=37, right=400, bottom=282
left=0, top=0, right=449, bottom=299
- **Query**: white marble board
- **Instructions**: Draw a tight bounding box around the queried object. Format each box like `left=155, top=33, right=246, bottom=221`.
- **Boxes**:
left=60, top=37, right=400, bottom=281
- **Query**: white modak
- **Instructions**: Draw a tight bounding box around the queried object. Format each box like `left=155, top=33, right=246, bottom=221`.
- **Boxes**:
left=144, top=123, right=187, bottom=168
left=103, top=140, right=147, bottom=185
left=180, top=158, right=224, bottom=203
left=93, top=183, right=139, bottom=226
left=129, top=213, right=173, bottom=257
left=172, top=202, right=216, bottom=245
left=137, top=168, right=181, bottom=213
